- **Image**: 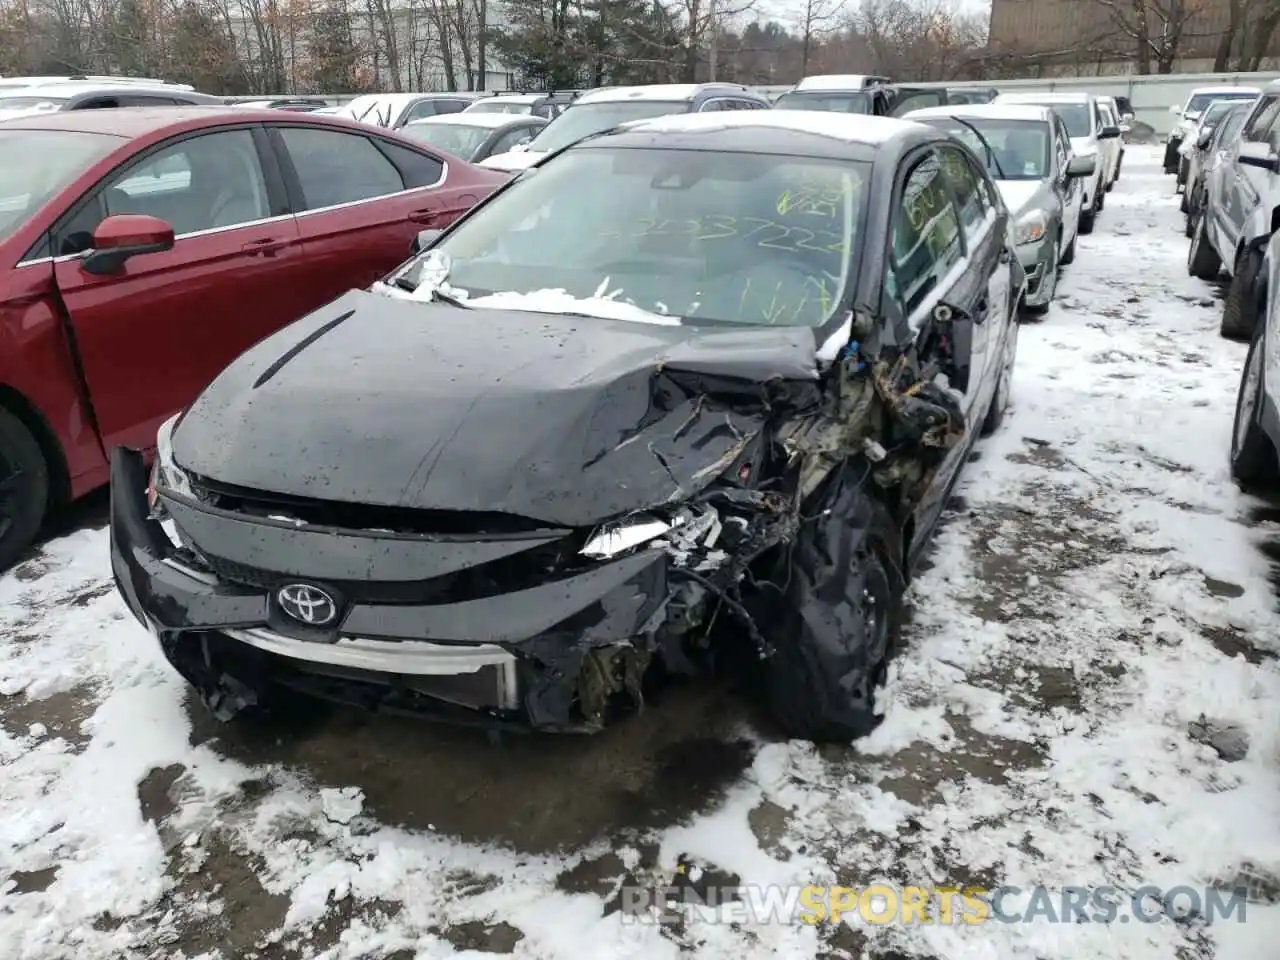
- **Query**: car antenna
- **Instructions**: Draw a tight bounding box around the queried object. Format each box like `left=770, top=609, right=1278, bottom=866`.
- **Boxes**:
left=947, top=115, right=1008, bottom=180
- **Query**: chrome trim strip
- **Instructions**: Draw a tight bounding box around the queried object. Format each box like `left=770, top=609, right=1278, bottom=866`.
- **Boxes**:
left=161, top=556, right=219, bottom=586
left=291, top=168, right=449, bottom=220
left=224, top=625, right=516, bottom=676
left=15, top=211, right=297, bottom=268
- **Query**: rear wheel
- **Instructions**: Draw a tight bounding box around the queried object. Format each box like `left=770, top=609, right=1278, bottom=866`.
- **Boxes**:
left=1222, top=248, right=1264, bottom=341
left=1231, top=326, right=1280, bottom=490
left=1187, top=213, right=1222, bottom=280
left=0, top=407, right=49, bottom=572
left=982, top=322, right=1017, bottom=436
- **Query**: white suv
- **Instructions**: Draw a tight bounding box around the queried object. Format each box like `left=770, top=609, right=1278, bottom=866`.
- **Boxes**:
left=993, top=91, right=1120, bottom=234
left=1165, top=85, right=1260, bottom=174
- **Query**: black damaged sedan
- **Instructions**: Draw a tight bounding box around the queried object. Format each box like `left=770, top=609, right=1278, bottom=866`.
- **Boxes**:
left=111, top=111, right=1022, bottom=742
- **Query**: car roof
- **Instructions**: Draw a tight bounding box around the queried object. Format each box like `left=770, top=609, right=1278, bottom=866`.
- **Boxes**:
left=608, top=109, right=929, bottom=152
left=793, top=74, right=881, bottom=91
left=994, top=91, right=1092, bottom=104
left=0, top=82, right=200, bottom=99
left=577, top=84, right=752, bottom=105
left=0, top=105, right=374, bottom=137
left=1189, top=85, right=1260, bottom=95
left=908, top=103, right=1052, bottom=123
left=406, top=112, right=543, bottom=129
left=479, top=93, right=543, bottom=104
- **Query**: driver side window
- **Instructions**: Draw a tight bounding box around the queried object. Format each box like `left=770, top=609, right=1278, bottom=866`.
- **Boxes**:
left=886, top=150, right=963, bottom=317
left=57, top=130, right=270, bottom=255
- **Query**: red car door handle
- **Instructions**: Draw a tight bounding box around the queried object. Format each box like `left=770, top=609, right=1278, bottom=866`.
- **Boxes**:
left=409, top=208, right=441, bottom=225
left=242, top=237, right=288, bottom=256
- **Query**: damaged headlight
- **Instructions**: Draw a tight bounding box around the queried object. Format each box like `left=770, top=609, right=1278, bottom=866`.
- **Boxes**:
left=580, top=505, right=723, bottom=563
left=1013, top=210, right=1048, bottom=246
left=148, top=412, right=195, bottom=514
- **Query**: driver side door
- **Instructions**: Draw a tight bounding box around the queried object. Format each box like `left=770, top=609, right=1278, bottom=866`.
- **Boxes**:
left=50, top=126, right=306, bottom=454
left=883, top=147, right=1007, bottom=544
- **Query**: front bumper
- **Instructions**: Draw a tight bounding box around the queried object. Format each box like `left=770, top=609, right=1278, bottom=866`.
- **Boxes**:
left=1016, top=238, right=1054, bottom=306
left=109, top=447, right=672, bottom=731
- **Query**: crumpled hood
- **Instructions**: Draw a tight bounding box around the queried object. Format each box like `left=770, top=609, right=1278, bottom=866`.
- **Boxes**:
left=172, top=290, right=821, bottom=528
left=994, top=180, right=1043, bottom=215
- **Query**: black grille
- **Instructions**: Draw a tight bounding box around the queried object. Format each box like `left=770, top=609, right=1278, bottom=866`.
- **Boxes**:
left=194, top=530, right=593, bottom=605
left=189, top=475, right=558, bottom=536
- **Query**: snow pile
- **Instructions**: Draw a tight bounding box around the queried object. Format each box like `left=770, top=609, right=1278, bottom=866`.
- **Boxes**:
left=0, top=146, right=1278, bottom=959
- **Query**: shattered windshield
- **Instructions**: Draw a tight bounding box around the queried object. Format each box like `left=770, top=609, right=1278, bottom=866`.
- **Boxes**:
left=0, top=130, right=119, bottom=241
left=773, top=91, right=872, bottom=114
left=392, top=146, right=868, bottom=327
left=526, top=101, right=689, bottom=154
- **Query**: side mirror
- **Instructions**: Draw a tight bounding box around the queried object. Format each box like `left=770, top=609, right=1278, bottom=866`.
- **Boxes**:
left=82, top=214, right=174, bottom=275
left=1066, top=154, right=1096, bottom=178
left=412, top=228, right=442, bottom=254
left=1238, top=140, right=1279, bottom=172
left=1197, top=129, right=1215, bottom=149
left=510, top=141, right=529, bottom=153
left=1169, top=105, right=1182, bottom=115
left=1099, top=125, right=1121, bottom=139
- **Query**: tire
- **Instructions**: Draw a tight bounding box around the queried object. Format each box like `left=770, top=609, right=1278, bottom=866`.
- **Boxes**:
left=763, top=488, right=905, bottom=743
left=1177, top=157, right=1189, bottom=191
left=1079, top=200, right=1096, bottom=235
left=1060, top=226, right=1077, bottom=265
left=0, top=407, right=50, bottom=572
left=1184, top=196, right=1196, bottom=238
left=1187, top=213, right=1222, bottom=280
left=982, top=322, right=1017, bottom=436
left=1115, top=150, right=1124, bottom=180
left=1222, top=248, right=1263, bottom=341
left=1231, top=325, right=1280, bottom=490
left=1019, top=239, right=1057, bottom=320
left=1179, top=190, right=1189, bottom=214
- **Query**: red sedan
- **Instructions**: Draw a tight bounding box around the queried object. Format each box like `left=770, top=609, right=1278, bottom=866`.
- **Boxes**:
left=0, top=107, right=505, bottom=567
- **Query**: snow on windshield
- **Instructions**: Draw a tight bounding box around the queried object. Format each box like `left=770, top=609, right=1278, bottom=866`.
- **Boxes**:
left=390, top=146, right=868, bottom=327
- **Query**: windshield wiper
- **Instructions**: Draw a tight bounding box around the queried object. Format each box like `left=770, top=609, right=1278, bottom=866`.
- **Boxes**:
left=948, top=116, right=1008, bottom=180
left=391, top=272, right=470, bottom=307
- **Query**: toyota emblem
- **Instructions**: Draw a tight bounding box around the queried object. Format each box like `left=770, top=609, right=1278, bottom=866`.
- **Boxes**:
left=277, top=583, right=338, bottom=626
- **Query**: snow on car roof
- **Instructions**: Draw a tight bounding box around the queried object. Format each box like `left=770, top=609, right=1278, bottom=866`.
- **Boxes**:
left=577, top=84, right=703, bottom=104
left=793, top=75, right=879, bottom=91
left=623, top=109, right=926, bottom=145
left=477, top=93, right=542, bottom=104
left=907, top=103, right=1052, bottom=123
left=405, top=112, right=538, bottom=129
left=1186, top=86, right=1260, bottom=95
left=995, top=91, right=1093, bottom=104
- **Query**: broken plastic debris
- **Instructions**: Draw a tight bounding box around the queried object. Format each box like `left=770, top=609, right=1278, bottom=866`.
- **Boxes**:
left=320, top=786, right=364, bottom=824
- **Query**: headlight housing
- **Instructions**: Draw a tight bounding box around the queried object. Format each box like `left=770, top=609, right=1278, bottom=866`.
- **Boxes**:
left=1013, top=210, right=1049, bottom=246
left=147, top=412, right=194, bottom=514
left=580, top=505, right=720, bottom=560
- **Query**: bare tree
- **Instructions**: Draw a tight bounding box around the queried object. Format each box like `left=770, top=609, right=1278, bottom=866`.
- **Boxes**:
left=797, top=0, right=843, bottom=73
left=1086, top=0, right=1207, bottom=73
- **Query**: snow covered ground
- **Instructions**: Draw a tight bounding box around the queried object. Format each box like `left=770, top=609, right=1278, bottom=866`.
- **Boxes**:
left=3, top=146, right=1280, bottom=959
